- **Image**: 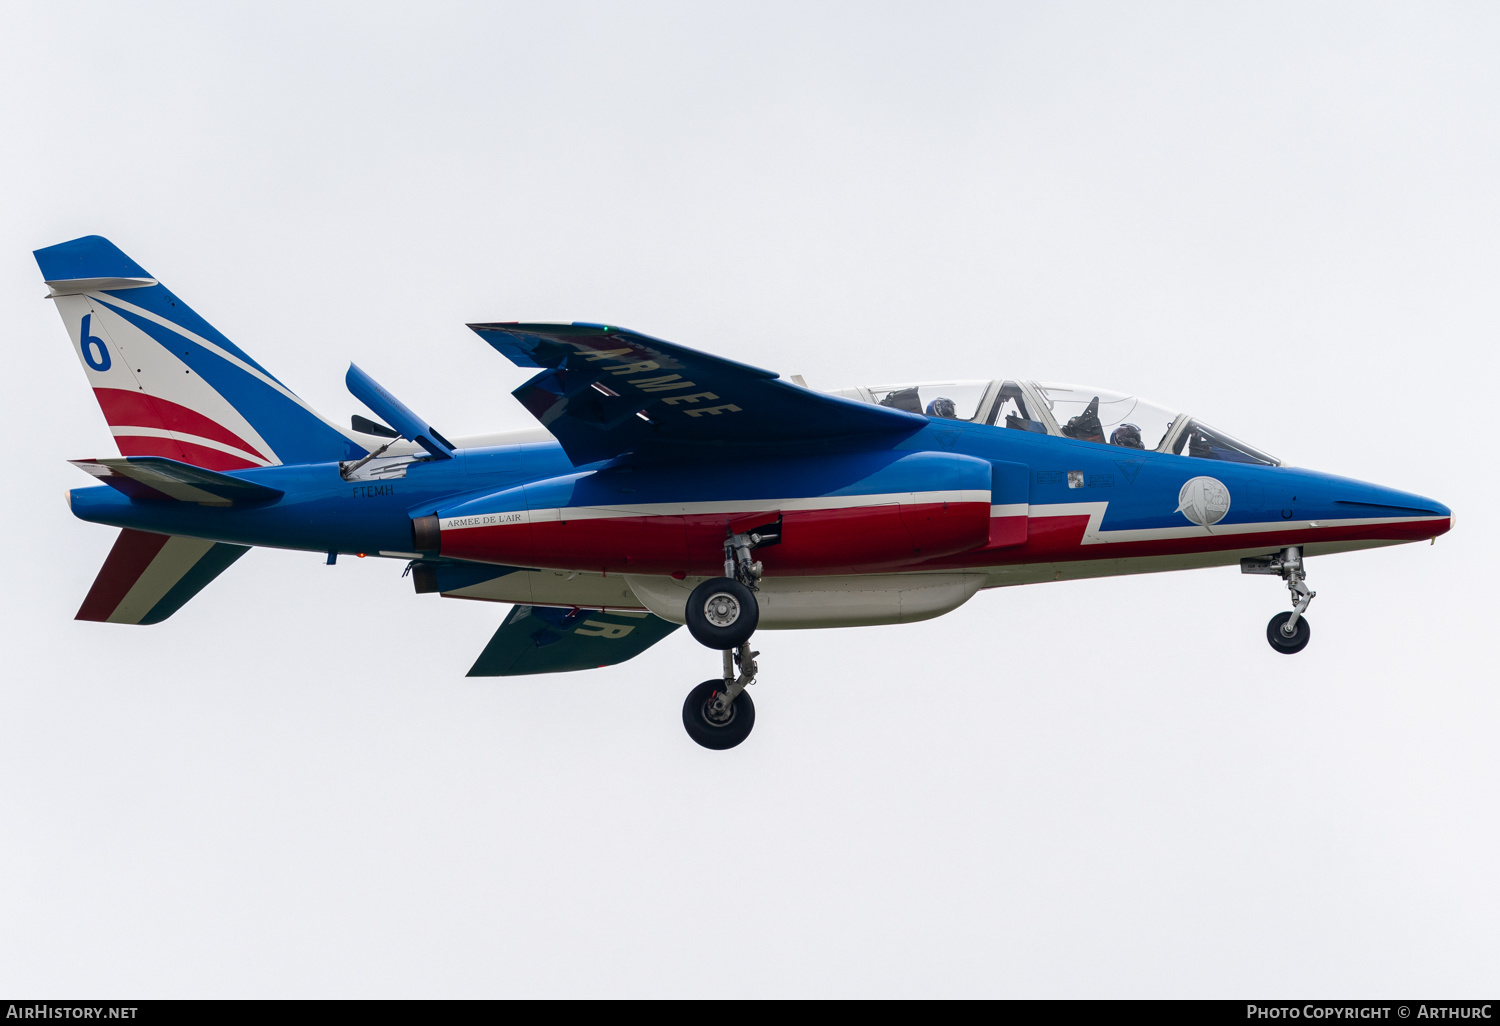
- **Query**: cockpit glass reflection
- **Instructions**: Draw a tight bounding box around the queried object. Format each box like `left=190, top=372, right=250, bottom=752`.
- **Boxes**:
left=1171, top=420, right=1279, bottom=466
left=829, top=378, right=1280, bottom=465
left=869, top=381, right=987, bottom=421
left=1033, top=384, right=1178, bottom=451
left=991, top=381, right=1048, bottom=433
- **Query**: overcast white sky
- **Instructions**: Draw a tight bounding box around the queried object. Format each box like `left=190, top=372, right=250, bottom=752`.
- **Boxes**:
left=1, top=1, right=1496, bottom=998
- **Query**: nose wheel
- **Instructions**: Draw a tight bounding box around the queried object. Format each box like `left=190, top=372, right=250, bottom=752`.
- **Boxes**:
left=1266, top=611, right=1311, bottom=653
left=1242, top=546, right=1317, bottom=655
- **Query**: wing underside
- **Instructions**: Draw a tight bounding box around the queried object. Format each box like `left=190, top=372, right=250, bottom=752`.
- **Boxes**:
left=467, top=604, right=680, bottom=676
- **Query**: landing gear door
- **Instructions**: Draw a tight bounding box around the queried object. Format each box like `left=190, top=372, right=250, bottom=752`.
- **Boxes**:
left=989, top=460, right=1029, bottom=548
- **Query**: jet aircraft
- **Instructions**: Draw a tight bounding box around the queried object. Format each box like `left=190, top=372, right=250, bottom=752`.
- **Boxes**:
left=40, top=236, right=1454, bottom=749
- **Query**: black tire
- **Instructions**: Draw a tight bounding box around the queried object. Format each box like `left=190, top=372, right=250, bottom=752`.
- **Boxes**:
left=1266, top=611, right=1311, bottom=654
left=685, top=577, right=758, bottom=650
left=682, top=679, right=756, bottom=750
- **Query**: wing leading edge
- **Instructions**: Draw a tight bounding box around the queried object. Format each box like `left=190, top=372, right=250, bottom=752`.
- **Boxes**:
left=468, top=322, right=927, bottom=465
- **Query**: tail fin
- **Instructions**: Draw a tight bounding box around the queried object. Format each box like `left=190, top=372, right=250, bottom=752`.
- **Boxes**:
left=36, top=236, right=364, bottom=470
left=77, top=529, right=249, bottom=625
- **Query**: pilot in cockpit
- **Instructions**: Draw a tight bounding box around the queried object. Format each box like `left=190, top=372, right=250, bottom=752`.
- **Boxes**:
left=926, top=397, right=958, bottom=419
left=1110, top=422, right=1143, bottom=449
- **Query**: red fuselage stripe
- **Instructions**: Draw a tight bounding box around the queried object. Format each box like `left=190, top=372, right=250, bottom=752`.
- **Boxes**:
left=440, top=500, right=995, bottom=575
left=439, top=504, right=1449, bottom=577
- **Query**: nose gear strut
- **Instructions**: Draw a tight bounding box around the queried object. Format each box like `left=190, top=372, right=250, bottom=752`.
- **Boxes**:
left=1242, top=546, right=1317, bottom=654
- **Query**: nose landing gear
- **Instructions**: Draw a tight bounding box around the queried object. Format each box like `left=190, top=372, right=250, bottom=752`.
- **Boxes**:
left=1242, top=546, right=1316, bottom=654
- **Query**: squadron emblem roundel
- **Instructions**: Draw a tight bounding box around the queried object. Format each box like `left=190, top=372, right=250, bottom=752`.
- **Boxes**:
left=1176, top=476, right=1231, bottom=526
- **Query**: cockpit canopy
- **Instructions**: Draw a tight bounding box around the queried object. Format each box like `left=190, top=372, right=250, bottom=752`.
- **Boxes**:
left=863, top=380, right=990, bottom=421
left=829, top=379, right=1279, bottom=466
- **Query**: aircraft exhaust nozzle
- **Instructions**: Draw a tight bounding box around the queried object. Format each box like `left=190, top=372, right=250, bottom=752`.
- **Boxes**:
left=411, top=514, right=441, bottom=553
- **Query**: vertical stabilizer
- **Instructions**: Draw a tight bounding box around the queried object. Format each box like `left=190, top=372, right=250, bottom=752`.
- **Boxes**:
left=36, top=236, right=365, bottom=470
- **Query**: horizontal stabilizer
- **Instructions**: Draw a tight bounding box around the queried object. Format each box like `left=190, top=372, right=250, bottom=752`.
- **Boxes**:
left=77, top=528, right=249, bottom=625
left=71, top=456, right=283, bottom=506
left=468, top=604, right=679, bottom=676
left=45, top=276, right=157, bottom=297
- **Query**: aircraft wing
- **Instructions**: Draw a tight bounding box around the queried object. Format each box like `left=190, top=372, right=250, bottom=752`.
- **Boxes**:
left=468, top=322, right=927, bottom=465
left=467, top=604, right=680, bottom=677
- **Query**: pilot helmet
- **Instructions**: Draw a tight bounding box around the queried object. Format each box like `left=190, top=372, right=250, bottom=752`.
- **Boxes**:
left=925, top=396, right=957, bottom=419
left=1110, top=422, right=1143, bottom=449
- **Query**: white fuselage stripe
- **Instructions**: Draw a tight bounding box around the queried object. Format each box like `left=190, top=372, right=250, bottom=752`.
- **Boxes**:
left=441, top=492, right=1446, bottom=543
left=1024, top=500, right=1445, bottom=543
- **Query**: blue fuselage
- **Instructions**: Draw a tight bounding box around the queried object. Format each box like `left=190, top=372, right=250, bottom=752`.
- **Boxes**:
left=68, top=419, right=1451, bottom=569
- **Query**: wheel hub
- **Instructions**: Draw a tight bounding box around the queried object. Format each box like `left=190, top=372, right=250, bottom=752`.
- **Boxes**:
left=703, top=693, right=736, bottom=726
left=703, top=592, right=740, bottom=628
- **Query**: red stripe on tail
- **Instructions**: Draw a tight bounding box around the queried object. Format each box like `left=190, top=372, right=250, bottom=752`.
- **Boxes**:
left=111, top=434, right=260, bottom=471
left=93, top=388, right=269, bottom=462
left=76, top=529, right=172, bottom=622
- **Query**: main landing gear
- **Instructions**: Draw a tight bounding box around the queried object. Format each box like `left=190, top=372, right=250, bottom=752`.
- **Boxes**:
left=682, top=646, right=759, bottom=750
left=681, top=526, right=776, bottom=750
left=685, top=577, right=758, bottom=649
left=1242, top=546, right=1316, bottom=655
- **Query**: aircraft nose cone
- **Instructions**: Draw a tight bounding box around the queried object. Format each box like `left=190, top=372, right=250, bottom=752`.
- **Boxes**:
left=1426, top=498, right=1453, bottom=539
left=1342, top=481, right=1452, bottom=538
left=1431, top=497, right=1454, bottom=536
